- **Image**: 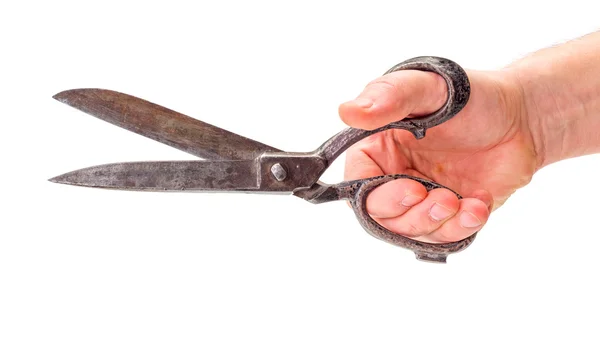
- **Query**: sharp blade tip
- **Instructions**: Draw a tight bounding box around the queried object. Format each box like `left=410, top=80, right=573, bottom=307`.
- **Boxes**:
left=48, top=175, right=67, bottom=184
left=48, top=168, right=111, bottom=189
left=52, top=88, right=100, bottom=103
left=52, top=90, right=74, bottom=103
left=48, top=173, right=80, bottom=186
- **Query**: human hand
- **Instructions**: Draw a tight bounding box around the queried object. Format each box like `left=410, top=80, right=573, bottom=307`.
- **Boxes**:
left=339, top=67, right=537, bottom=243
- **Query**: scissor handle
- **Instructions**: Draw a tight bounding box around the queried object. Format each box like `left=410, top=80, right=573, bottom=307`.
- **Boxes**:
left=382, top=56, right=471, bottom=137
left=335, top=174, right=476, bottom=263
left=315, top=56, right=470, bottom=164
left=301, top=56, right=474, bottom=261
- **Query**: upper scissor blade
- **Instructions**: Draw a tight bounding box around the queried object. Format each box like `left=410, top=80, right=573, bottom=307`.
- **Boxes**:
left=53, top=89, right=281, bottom=160
left=49, top=160, right=262, bottom=192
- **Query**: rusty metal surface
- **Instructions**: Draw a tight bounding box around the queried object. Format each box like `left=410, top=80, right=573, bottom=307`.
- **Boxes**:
left=50, top=153, right=328, bottom=194
left=50, top=56, right=475, bottom=263
left=50, top=160, right=261, bottom=191
left=53, top=89, right=281, bottom=160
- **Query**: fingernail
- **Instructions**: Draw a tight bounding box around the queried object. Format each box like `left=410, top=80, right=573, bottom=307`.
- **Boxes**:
left=460, top=211, right=482, bottom=228
left=401, top=194, right=422, bottom=207
left=429, top=202, right=453, bottom=221
left=353, top=97, right=373, bottom=109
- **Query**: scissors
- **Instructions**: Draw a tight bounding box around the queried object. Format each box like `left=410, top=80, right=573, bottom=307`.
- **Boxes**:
left=49, top=56, right=475, bottom=263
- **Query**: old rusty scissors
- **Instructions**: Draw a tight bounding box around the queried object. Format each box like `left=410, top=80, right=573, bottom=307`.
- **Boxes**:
left=50, top=56, right=475, bottom=263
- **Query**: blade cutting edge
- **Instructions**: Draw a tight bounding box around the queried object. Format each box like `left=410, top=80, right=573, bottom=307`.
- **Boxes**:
left=49, top=160, right=261, bottom=192
left=53, top=89, right=281, bottom=160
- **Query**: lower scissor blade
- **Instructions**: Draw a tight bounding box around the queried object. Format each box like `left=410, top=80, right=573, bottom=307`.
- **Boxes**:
left=49, top=160, right=260, bottom=192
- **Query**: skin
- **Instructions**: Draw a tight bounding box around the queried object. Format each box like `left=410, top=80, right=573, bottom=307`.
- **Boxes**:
left=340, top=31, right=600, bottom=243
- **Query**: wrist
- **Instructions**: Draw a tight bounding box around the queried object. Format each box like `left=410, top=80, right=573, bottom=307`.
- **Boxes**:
left=503, top=66, right=548, bottom=170
left=487, top=67, right=547, bottom=172
left=505, top=32, right=600, bottom=170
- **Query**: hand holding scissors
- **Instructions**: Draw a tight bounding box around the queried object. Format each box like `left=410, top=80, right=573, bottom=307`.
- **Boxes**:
left=50, top=56, right=477, bottom=263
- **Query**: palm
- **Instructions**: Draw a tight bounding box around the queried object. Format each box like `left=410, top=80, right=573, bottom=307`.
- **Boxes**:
left=344, top=70, right=537, bottom=213
left=388, top=102, right=536, bottom=209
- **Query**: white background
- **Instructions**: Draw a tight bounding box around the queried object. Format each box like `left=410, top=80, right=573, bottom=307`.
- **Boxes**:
left=1, top=1, right=599, bottom=354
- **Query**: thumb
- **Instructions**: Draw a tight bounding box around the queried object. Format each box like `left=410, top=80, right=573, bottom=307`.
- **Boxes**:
left=339, top=69, right=448, bottom=130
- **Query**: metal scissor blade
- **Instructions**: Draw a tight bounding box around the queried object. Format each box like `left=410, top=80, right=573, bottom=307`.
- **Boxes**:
left=49, top=160, right=262, bottom=192
left=53, top=89, right=282, bottom=160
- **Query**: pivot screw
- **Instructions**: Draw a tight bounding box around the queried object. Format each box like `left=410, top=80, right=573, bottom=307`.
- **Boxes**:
left=270, top=163, right=287, bottom=181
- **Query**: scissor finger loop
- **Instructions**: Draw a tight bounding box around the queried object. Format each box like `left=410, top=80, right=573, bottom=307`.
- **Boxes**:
left=348, top=174, right=476, bottom=263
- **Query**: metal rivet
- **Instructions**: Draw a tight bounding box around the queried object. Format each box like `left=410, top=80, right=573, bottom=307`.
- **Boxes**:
left=270, top=163, right=287, bottom=181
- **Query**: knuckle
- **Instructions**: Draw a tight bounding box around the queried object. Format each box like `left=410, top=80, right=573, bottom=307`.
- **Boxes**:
left=431, top=187, right=456, bottom=199
left=368, top=77, right=395, bottom=88
left=430, top=230, right=456, bottom=243
left=367, top=78, right=405, bottom=97
left=402, top=221, right=424, bottom=238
